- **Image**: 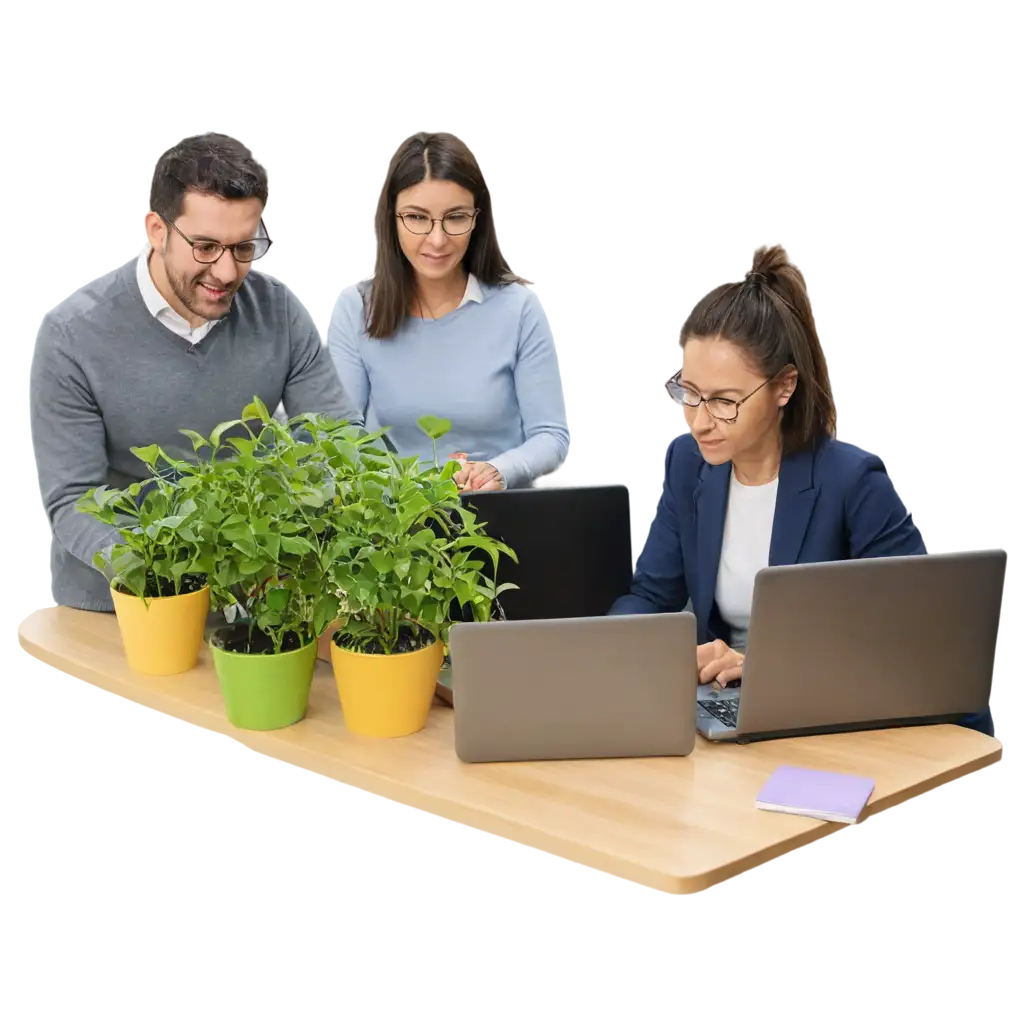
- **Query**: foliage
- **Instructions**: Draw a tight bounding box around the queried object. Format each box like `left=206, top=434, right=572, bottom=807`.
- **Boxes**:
left=76, top=451, right=207, bottom=601
left=177, top=399, right=370, bottom=653
left=322, top=415, right=516, bottom=654
left=79, top=400, right=516, bottom=656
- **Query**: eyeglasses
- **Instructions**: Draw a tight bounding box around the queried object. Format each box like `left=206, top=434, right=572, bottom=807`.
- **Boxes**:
left=160, top=215, right=273, bottom=264
left=665, top=373, right=774, bottom=424
left=396, top=210, right=479, bottom=236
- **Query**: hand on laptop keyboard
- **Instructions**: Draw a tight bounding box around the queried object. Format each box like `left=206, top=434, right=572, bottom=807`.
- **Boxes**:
left=697, top=639, right=745, bottom=689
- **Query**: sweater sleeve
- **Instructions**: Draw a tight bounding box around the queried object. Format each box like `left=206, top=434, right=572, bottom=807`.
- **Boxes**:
left=486, top=291, right=570, bottom=490
left=30, top=315, right=121, bottom=570
left=326, top=286, right=371, bottom=427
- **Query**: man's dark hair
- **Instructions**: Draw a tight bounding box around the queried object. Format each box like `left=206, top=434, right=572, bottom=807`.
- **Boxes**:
left=150, top=133, right=268, bottom=220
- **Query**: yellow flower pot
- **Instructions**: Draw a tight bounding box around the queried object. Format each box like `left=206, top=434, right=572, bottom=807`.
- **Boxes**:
left=110, top=584, right=210, bottom=675
left=330, top=635, right=443, bottom=738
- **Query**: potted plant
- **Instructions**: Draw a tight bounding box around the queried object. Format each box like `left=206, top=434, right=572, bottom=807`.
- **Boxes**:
left=76, top=445, right=210, bottom=675
left=323, top=416, right=517, bottom=738
left=185, top=398, right=375, bottom=731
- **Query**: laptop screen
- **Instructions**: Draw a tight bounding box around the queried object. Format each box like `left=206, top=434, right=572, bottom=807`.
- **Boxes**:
left=455, top=486, right=633, bottom=621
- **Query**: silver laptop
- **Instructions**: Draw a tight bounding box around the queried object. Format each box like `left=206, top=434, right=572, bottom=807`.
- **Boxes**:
left=697, top=550, right=1006, bottom=742
left=451, top=612, right=697, bottom=763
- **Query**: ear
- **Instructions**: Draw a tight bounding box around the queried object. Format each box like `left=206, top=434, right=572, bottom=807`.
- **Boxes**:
left=775, top=366, right=799, bottom=408
left=144, top=211, right=166, bottom=254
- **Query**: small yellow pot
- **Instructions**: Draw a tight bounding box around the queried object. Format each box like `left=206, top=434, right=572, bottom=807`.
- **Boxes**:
left=330, top=635, right=443, bottom=738
left=110, top=584, right=210, bottom=675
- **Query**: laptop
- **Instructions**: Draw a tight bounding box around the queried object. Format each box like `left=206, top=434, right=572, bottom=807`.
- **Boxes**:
left=451, top=612, right=697, bottom=763
left=457, top=485, right=633, bottom=620
left=437, top=485, right=634, bottom=703
left=983, top=544, right=1024, bottom=720
left=697, top=549, right=1006, bottom=742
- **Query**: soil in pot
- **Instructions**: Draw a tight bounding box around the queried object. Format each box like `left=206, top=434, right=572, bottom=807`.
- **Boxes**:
left=114, top=572, right=207, bottom=599
left=333, top=622, right=434, bottom=656
left=211, top=622, right=310, bottom=654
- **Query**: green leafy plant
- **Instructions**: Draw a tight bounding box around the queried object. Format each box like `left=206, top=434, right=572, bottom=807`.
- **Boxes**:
left=78, top=400, right=515, bottom=659
left=322, top=415, right=517, bottom=655
left=76, top=447, right=208, bottom=601
left=178, top=398, right=382, bottom=656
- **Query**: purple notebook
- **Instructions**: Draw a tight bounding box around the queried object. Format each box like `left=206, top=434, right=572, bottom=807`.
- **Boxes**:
left=756, top=765, right=875, bottom=824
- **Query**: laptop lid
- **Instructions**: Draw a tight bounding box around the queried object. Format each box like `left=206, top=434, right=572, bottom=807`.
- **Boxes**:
left=451, top=612, right=697, bottom=763
left=987, top=544, right=1019, bottom=720
left=458, top=486, right=632, bottom=620
left=735, top=550, right=1006, bottom=740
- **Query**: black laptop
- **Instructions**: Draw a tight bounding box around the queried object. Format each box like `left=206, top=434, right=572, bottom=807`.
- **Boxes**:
left=458, top=485, right=633, bottom=620
left=438, top=485, right=634, bottom=702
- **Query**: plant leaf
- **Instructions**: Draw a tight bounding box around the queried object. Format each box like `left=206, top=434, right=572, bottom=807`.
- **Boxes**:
left=416, top=415, right=452, bottom=440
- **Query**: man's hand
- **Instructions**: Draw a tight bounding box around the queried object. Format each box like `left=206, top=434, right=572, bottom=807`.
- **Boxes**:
left=696, top=639, right=745, bottom=689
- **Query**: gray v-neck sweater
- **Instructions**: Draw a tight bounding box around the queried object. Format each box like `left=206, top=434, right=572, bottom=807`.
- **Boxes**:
left=30, top=258, right=361, bottom=611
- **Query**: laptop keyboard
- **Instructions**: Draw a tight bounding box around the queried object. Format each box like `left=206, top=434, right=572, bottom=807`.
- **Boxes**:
left=698, top=697, right=739, bottom=729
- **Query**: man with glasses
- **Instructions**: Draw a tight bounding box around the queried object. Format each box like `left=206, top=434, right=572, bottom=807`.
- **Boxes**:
left=29, top=133, right=361, bottom=611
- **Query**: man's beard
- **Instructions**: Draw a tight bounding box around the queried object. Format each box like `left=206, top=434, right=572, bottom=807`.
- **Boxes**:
left=165, top=263, right=237, bottom=321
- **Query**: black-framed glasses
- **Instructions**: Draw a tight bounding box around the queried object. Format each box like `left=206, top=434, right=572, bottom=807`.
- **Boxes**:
left=396, top=209, right=480, bottom=236
left=160, top=215, right=273, bottom=263
left=665, top=373, right=774, bottom=424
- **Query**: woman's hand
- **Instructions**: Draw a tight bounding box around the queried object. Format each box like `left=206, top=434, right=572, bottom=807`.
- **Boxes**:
left=696, top=639, right=745, bottom=689
left=453, top=461, right=505, bottom=492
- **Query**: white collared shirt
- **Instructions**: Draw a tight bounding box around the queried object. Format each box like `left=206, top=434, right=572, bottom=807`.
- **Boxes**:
left=135, top=247, right=216, bottom=345
left=459, top=273, right=484, bottom=308
left=358, top=268, right=485, bottom=307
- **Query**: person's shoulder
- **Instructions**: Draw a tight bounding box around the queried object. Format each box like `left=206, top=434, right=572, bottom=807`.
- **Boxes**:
left=479, top=279, right=541, bottom=314
left=811, top=436, right=885, bottom=478
left=232, top=273, right=309, bottom=347
left=482, top=279, right=533, bottom=300
left=327, top=279, right=371, bottom=332
left=38, top=258, right=131, bottom=329
left=42, top=259, right=135, bottom=334
left=237, top=267, right=299, bottom=307
left=804, top=437, right=904, bottom=503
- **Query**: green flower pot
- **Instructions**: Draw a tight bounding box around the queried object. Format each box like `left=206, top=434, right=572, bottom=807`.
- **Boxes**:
left=210, top=636, right=317, bottom=731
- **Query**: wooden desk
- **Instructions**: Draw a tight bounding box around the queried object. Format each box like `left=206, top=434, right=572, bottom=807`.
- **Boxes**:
left=18, top=607, right=1002, bottom=894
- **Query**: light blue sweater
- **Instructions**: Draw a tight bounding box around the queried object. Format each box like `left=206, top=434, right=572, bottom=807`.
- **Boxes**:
left=327, top=280, right=570, bottom=488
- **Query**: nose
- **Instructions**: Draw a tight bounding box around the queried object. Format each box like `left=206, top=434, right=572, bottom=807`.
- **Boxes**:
left=427, top=219, right=446, bottom=246
left=692, top=400, right=716, bottom=431
left=206, top=249, right=240, bottom=285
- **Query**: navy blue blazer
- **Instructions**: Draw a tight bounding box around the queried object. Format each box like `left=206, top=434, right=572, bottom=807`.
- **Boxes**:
left=611, top=433, right=993, bottom=735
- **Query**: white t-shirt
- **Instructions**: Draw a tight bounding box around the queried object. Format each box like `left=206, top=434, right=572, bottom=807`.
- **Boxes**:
left=714, top=469, right=779, bottom=651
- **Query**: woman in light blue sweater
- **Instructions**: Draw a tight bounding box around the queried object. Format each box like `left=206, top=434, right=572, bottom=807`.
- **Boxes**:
left=327, top=132, right=569, bottom=491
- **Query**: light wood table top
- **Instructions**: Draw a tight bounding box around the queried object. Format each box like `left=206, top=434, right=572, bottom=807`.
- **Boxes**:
left=19, top=606, right=1002, bottom=894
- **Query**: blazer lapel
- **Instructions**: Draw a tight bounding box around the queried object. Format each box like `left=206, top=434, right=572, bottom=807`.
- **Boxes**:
left=769, top=447, right=820, bottom=566
left=693, top=460, right=731, bottom=630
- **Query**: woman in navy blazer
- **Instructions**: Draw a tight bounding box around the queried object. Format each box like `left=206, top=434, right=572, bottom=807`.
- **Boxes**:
left=611, top=246, right=992, bottom=736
